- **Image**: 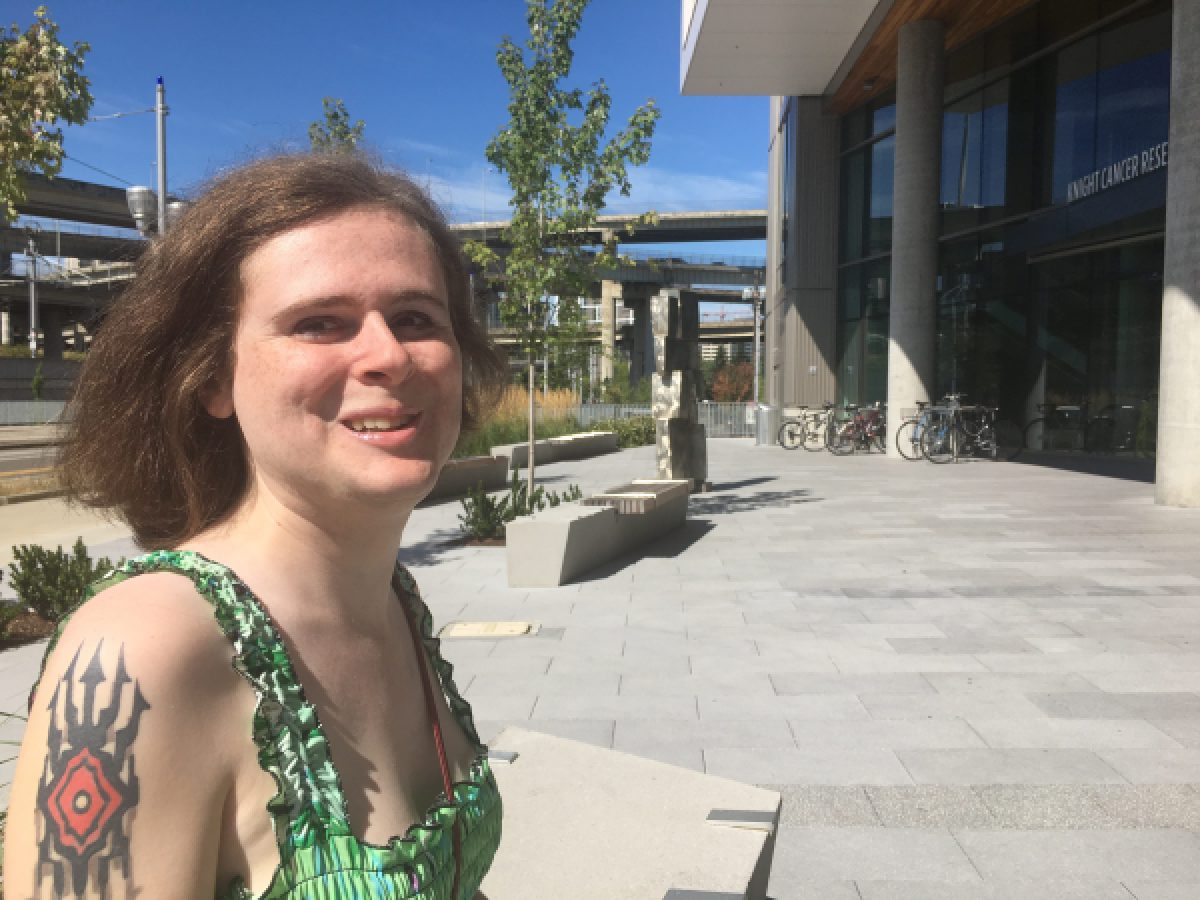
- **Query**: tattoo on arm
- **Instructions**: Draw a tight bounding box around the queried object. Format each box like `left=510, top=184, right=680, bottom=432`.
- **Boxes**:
left=35, top=641, right=150, bottom=898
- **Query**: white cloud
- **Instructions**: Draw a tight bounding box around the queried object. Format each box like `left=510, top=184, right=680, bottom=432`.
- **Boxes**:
left=427, top=163, right=767, bottom=223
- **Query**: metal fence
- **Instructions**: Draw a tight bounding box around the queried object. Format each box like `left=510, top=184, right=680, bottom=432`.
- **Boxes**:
left=563, top=402, right=756, bottom=438
left=0, top=401, right=66, bottom=425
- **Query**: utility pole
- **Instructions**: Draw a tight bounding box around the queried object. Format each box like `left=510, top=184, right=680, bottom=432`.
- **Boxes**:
left=27, top=234, right=38, bottom=359
left=155, top=76, right=168, bottom=235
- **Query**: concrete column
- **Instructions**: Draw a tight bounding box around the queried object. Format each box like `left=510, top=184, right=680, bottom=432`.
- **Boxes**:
left=766, top=97, right=786, bottom=407
left=1156, top=0, right=1200, bottom=506
left=41, top=305, right=65, bottom=360
left=600, top=279, right=621, bottom=385
left=1, top=309, right=11, bottom=345
left=885, top=20, right=945, bottom=458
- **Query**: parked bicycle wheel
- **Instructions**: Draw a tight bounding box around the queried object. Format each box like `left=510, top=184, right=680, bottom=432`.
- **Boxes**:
left=803, top=415, right=828, bottom=451
left=778, top=420, right=805, bottom=450
left=828, top=422, right=857, bottom=455
left=920, top=422, right=958, bottom=463
left=895, top=420, right=922, bottom=460
left=993, top=418, right=1024, bottom=460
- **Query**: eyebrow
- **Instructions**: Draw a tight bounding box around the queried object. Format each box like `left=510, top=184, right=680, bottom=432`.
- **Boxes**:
left=273, top=290, right=448, bottom=321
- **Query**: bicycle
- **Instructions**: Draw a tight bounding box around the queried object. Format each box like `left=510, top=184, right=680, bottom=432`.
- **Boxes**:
left=1083, top=400, right=1157, bottom=458
left=778, top=402, right=834, bottom=451
left=895, top=401, right=938, bottom=461
left=1022, top=403, right=1088, bottom=455
left=827, top=403, right=886, bottom=455
left=920, top=397, right=1020, bottom=463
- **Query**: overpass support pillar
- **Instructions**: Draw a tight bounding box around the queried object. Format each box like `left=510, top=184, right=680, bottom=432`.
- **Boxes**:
left=1157, top=0, right=1200, bottom=506
left=885, top=20, right=944, bottom=458
left=600, top=279, right=620, bottom=385
left=41, top=305, right=65, bottom=361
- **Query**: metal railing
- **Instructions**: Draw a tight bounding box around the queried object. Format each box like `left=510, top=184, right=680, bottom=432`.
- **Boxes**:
left=0, top=401, right=65, bottom=425
left=567, top=402, right=756, bottom=438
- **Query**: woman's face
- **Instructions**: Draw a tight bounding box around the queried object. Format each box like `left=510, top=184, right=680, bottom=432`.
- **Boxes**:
left=207, top=206, right=463, bottom=513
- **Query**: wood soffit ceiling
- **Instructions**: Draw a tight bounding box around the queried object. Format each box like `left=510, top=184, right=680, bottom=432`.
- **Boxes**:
left=829, top=0, right=1040, bottom=115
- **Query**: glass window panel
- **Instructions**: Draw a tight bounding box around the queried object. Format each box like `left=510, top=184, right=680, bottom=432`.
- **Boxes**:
left=842, top=109, right=869, bottom=150
left=1040, top=0, right=1099, bottom=48
left=840, top=150, right=866, bottom=263
left=944, top=37, right=984, bottom=102
left=871, top=101, right=896, bottom=137
left=837, top=317, right=863, bottom=406
left=868, top=136, right=894, bottom=255
left=1050, top=37, right=1098, bottom=205
left=985, top=6, right=1038, bottom=73
left=981, top=80, right=1009, bottom=215
left=941, top=93, right=982, bottom=232
left=864, top=315, right=889, bottom=406
left=1095, top=8, right=1171, bottom=173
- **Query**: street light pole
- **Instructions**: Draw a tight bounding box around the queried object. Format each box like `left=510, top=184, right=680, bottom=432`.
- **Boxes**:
left=27, top=235, right=38, bottom=359
left=155, top=76, right=168, bottom=236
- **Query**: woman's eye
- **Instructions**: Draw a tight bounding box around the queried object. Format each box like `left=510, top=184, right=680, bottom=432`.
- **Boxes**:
left=390, top=311, right=435, bottom=331
left=293, top=317, right=342, bottom=339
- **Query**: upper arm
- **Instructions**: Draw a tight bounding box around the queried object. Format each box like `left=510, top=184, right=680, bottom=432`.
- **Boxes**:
left=3, top=575, right=241, bottom=899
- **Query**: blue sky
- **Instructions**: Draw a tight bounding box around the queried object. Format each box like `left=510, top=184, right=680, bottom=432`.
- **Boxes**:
left=41, top=0, right=768, bottom=255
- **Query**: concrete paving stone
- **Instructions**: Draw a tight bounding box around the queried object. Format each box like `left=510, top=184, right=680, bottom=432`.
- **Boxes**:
left=547, top=653, right=692, bottom=676
left=703, top=747, right=913, bottom=786
left=923, top=673, right=1100, bottom=694
left=863, top=785, right=994, bottom=828
left=1149, top=719, right=1200, bottom=748
left=898, top=749, right=1128, bottom=785
left=619, top=673, right=777, bottom=698
left=530, top=692, right=699, bottom=721
left=761, top=784, right=878, bottom=827
left=500, top=718, right=615, bottom=748
left=954, top=829, right=1200, bottom=882
left=462, top=693, right=538, bottom=721
left=766, top=826, right=978, bottom=883
left=771, top=673, right=935, bottom=695
left=810, top=623, right=949, bottom=639
left=614, top=717, right=797, bottom=750
left=974, top=784, right=1118, bottom=827
left=828, top=651, right=990, bottom=674
left=463, top=672, right=621, bottom=698
left=855, top=878, right=1135, bottom=899
left=446, top=655, right=550, bottom=677
left=1098, top=748, right=1200, bottom=783
left=700, top=693, right=870, bottom=721
left=788, top=719, right=986, bottom=750
left=689, top=653, right=838, bottom=677
left=886, top=637, right=1040, bottom=655
left=860, top=692, right=1048, bottom=720
left=967, top=718, right=1183, bottom=750
left=1123, top=883, right=1200, bottom=899
left=1086, top=784, right=1200, bottom=828
left=1029, top=691, right=1200, bottom=719
left=1026, top=636, right=1184, bottom=654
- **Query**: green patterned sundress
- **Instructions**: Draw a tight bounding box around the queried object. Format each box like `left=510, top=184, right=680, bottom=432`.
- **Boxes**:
left=38, top=549, right=502, bottom=900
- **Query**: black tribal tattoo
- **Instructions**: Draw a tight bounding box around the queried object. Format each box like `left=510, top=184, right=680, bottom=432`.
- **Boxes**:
left=35, top=641, right=149, bottom=899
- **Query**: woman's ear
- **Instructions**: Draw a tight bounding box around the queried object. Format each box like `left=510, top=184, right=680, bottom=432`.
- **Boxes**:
left=200, top=378, right=235, bottom=420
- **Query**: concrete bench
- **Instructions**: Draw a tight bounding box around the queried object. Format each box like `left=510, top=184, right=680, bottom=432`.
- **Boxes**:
left=421, top=454, right=509, bottom=504
left=481, top=728, right=780, bottom=900
left=493, top=430, right=618, bottom=470
left=506, top=479, right=689, bottom=587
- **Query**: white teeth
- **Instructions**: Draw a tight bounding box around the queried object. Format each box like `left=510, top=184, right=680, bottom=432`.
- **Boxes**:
left=347, top=415, right=416, bottom=432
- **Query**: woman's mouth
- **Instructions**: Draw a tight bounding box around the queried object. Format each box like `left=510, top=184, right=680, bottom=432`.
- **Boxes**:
left=343, top=413, right=420, bottom=433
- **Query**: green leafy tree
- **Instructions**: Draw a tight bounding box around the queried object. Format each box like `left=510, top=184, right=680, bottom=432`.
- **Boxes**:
left=308, top=96, right=364, bottom=153
left=466, top=0, right=660, bottom=493
left=0, top=6, right=92, bottom=223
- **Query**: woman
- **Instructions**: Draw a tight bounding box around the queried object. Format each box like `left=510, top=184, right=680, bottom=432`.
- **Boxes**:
left=4, top=153, right=506, bottom=899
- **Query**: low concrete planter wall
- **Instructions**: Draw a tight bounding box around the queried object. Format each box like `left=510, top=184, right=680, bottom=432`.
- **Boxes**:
left=493, top=430, right=618, bottom=470
left=422, top=454, right=509, bottom=504
left=506, top=479, right=689, bottom=587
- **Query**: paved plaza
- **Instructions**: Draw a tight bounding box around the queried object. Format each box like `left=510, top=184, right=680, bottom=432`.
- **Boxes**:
left=3, top=439, right=1200, bottom=897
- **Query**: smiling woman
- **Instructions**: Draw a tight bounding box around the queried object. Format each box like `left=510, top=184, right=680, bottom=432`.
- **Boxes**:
left=2, top=155, right=506, bottom=900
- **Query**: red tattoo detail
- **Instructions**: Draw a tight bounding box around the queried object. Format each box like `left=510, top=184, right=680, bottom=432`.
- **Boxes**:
left=46, top=747, right=126, bottom=856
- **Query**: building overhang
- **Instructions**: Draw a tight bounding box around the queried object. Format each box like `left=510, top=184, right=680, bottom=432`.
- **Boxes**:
left=680, top=0, right=885, bottom=97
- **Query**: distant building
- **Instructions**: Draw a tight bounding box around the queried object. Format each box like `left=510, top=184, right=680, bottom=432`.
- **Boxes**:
left=681, top=0, right=1199, bottom=505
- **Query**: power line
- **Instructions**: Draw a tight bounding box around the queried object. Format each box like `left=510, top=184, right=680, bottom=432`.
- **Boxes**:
left=62, top=152, right=134, bottom=186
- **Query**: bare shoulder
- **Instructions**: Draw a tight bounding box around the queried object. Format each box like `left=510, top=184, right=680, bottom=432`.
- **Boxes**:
left=33, top=571, right=237, bottom=713
left=4, top=572, right=243, bottom=898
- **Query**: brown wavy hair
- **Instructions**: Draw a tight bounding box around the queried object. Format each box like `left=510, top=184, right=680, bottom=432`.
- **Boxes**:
left=60, top=153, right=505, bottom=549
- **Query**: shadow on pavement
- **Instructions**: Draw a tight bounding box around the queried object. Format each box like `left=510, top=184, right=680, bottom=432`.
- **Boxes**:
left=1009, top=451, right=1155, bottom=483
left=397, top=526, right=473, bottom=567
left=710, top=475, right=778, bottom=491
left=574, top=519, right=717, bottom=582
left=687, top=487, right=817, bottom=516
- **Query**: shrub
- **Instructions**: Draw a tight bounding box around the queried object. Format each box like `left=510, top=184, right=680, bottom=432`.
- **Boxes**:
left=458, top=472, right=583, bottom=541
left=6, top=539, right=123, bottom=623
left=589, top=416, right=656, bottom=449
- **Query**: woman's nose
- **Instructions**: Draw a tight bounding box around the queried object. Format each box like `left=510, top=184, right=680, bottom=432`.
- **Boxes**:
left=353, top=313, right=413, bottom=383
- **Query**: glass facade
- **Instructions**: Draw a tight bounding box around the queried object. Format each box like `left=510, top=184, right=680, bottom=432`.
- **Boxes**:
left=832, top=0, right=1171, bottom=447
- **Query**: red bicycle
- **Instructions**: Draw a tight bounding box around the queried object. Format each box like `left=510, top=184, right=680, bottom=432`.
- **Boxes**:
left=827, top=403, right=886, bottom=455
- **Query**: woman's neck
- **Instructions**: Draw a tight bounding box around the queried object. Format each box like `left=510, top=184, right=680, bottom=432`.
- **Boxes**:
left=183, top=479, right=413, bottom=635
